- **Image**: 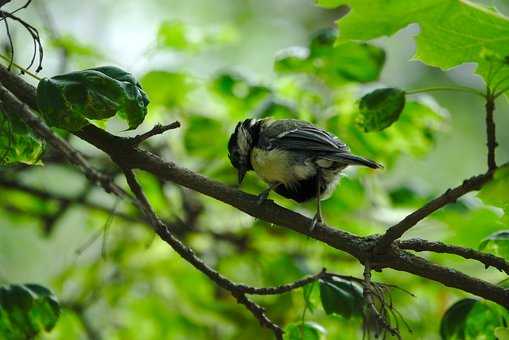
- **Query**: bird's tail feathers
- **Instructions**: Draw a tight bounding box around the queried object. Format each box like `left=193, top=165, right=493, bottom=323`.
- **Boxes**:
left=325, top=153, right=383, bottom=169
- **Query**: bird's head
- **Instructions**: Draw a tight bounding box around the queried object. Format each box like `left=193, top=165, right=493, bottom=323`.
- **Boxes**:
left=228, top=118, right=259, bottom=184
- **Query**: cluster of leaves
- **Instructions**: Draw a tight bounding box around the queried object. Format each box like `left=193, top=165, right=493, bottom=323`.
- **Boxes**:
left=1, top=0, right=509, bottom=339
left=0, top=283, right=60, bottom=339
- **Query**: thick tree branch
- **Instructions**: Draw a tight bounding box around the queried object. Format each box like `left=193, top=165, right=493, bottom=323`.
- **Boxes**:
left=375, top=172, right=493, bottom=251
left=1, top=65, right=508, bottom=316
left=398, top=238, right=509, bottom=275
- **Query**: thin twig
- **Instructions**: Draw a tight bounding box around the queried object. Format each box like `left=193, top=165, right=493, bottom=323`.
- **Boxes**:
left=375, top=172, right=494, bottom=251
left=0, top=84, right=123, bottom=197
left=398, top=238, right=509, bottom=274
left=128, top=121, right=181, bottom=146
left=362, top=263, right=401, bottom=339
left=123, top=169, right=284, bottom=339
left=237, top=268, right=326, bottom=295
left=405, top=86, right=485, bottom=97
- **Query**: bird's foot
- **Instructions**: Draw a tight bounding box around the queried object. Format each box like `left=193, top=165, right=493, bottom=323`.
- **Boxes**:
left=257, top=190, right=270, bottom=205
left=310, top=213, right=323, bottom=232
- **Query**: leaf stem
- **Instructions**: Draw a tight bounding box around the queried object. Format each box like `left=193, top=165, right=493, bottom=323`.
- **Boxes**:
left=0, top=54, right=42, bottom=81
left=405, top=86, right=485, bottom=97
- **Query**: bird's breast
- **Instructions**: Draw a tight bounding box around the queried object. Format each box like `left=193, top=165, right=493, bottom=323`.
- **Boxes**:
left=250, top=147, right=315, bottom=185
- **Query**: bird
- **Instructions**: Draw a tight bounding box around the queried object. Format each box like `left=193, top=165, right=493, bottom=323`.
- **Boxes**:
left=227, top=118, right=382, bottom=230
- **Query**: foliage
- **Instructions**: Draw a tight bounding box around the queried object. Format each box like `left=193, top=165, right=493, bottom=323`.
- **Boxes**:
left=318, top=276, right=363, bottom=318
left=1, top=0, right=509, bottom=339
left=0, top=283, right=60, bottom=339
left=316, top=0, right=509, bottom=93
left=0, top=110, right=44, bottom=166
left=37, top=66, right=149, bottom=131
left=357, top=88, right=405, bottom=132
left=440, top=299, right=509, bottom=340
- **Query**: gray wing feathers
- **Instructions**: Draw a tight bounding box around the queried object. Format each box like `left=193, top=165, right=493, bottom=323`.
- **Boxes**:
left=271, top=125, right=348, bottom=153
left=266, top=121, right=381, bottom=169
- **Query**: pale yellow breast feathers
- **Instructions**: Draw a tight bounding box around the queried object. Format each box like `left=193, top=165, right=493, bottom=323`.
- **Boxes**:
left=250, top=147, right=315, bottom=186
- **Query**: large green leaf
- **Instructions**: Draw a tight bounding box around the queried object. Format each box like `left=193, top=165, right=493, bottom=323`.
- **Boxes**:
left=37, top=66, right=149, bottom=131
left=275, top=28, right=385, bottom=85
left=357, top=88, right=406, bottom=132
left=317, top=0, right=509, bottom=91
left=319, top=276, right=363, bottom=318
left=0, top=284, right=60, bottom=339
left=0, top=110, right=45, bottom=166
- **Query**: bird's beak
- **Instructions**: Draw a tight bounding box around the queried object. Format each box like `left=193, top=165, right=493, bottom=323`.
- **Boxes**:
left=238, top=168, right=247, bottom=185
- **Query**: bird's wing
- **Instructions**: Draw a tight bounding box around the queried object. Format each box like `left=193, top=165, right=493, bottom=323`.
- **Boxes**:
left=268, top=123, right=349, bottom=154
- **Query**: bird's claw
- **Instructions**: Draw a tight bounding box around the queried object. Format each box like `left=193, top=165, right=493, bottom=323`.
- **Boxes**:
left=310, top=213, right=323, bottom=232
left=257, top=191, right=270, bottom=205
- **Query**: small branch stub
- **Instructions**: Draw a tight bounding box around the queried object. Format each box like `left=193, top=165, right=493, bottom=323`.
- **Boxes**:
left=129, top=121, right=181, bottom=146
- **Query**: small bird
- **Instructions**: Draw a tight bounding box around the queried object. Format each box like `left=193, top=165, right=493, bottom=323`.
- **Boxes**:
left=228, top=118, right=382, bottom=229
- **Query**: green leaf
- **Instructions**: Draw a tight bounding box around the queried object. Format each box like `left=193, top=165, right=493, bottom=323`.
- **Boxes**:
left=440, top=299, right=509, bottom=340
left=358, top=88, right=406, bottom=132
left=0, top=284, right=60, bottom=339
left=440, top=298, right=477, bottom=340
left=478, top=165, right=509, bottom=212
left=317, top=0, right=509, bottom=89
left=0, top=110, right=45, bottom=166
left=275, top=28, right=385, bottom=84
left=284, top=322, right=325, bottom=340
left=479, top=230, right=509, bottom=258
left=37, top=66, right=149, bottom=131
left=319, top=276, right=363, bottom=318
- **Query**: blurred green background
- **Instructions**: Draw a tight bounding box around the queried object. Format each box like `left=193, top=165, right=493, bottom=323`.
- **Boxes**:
left=0, top=0, right=509, bottom=339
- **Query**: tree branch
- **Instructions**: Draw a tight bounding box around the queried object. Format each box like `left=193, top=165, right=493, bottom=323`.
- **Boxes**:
left=128, top=121, right=181, bottom=146
left=375, top=172, right=493, bottom=251
left=398, top=238, right=509, bottom=275
left=236, top=268, right=326, bottom=295
left=1, top=64, right=508, bottom=321
left=0, top=84, right=123, bottom=197
left=485, top=94, right=497, bottom=171
left=122, top=169, right=284, bottom=339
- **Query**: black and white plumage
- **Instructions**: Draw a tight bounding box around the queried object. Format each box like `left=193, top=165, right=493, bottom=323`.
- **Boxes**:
left=228, top=118, right=382, bottom=228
